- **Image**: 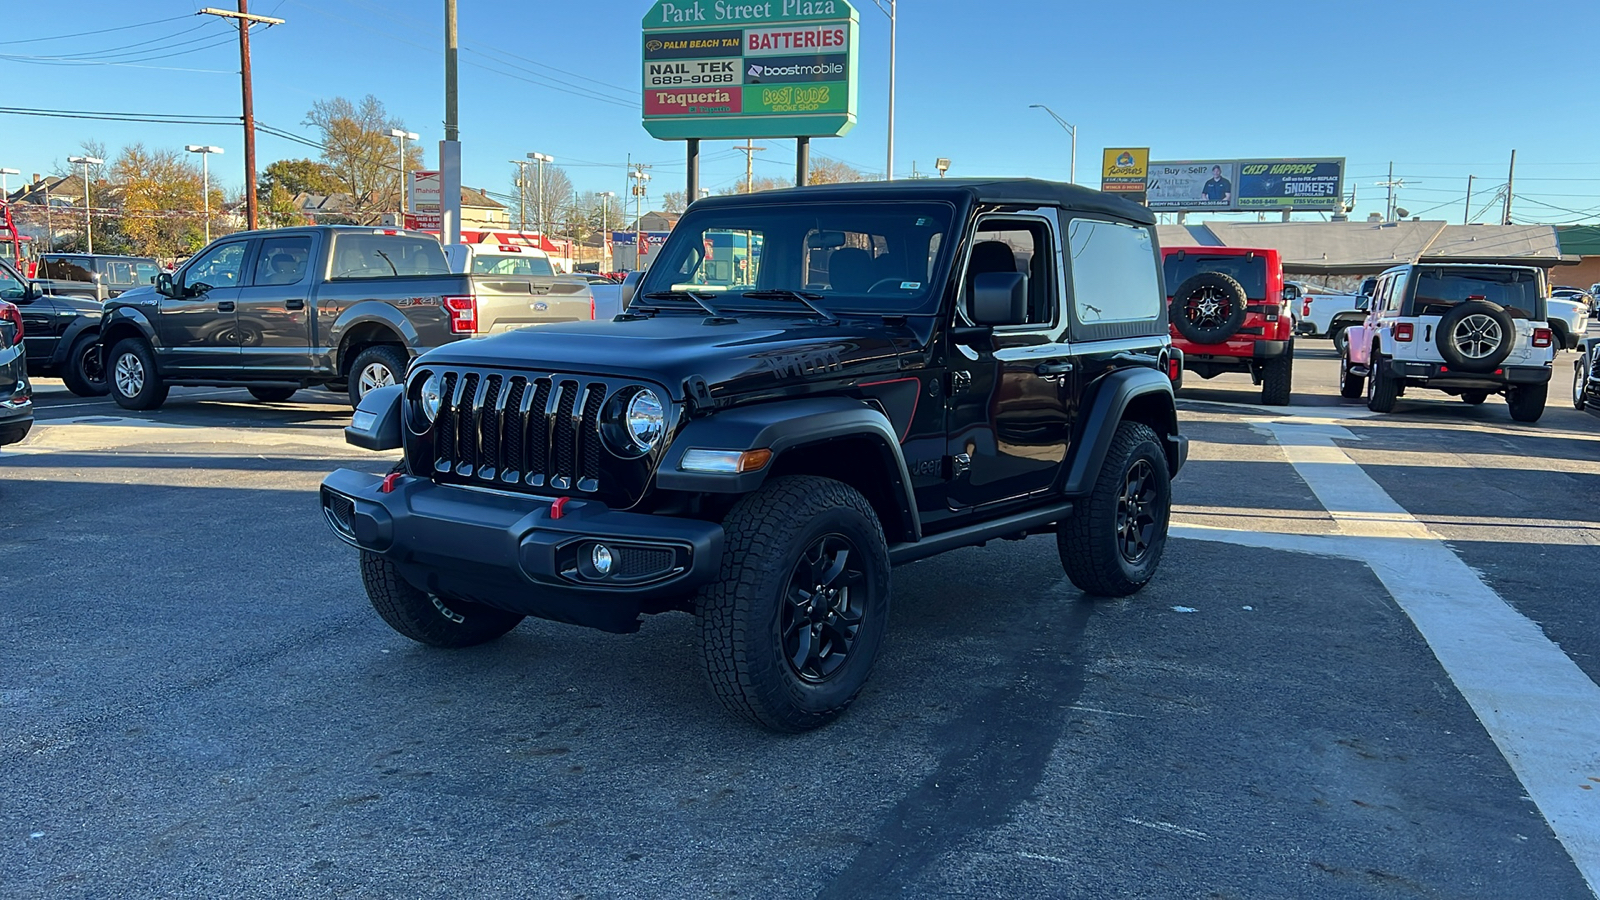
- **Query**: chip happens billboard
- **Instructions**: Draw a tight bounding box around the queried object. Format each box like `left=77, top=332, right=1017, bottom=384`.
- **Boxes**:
left=1147, top=158, right=1345, bottom=212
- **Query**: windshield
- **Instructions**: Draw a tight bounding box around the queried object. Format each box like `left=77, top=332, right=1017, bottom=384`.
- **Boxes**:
left=640, top=201, right=956, bottom=314
left=1163, top=253, right=1268, bottom=299
left=1410, top=268, right=1545, bottom=319
left=472, top=253, right=555, bottom=276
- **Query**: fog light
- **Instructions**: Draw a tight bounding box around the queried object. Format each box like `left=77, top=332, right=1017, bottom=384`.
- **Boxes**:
left=591, top=543, right=614, bottom=576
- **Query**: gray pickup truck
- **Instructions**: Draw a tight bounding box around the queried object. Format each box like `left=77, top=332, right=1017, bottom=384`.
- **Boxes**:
left=98, top=225, right=592, bottom=410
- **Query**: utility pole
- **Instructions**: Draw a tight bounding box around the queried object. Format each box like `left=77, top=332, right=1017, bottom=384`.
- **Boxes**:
left=509, top=160, right=532, bottom=231
left=599, top=191, right=615, bottom=271
left=1464, top=174, right=1475, bottom=225
left=441, top=0, right=462, bottom=244
left=1376, top=163, right=1406, bottom=223
left=198, top=5, right=283, bottom=231
left=1503, top=149, right=1516, bottom=225
left=737, top=140, right=766, bottom=193
left=870, top=0, right=896, bottom=180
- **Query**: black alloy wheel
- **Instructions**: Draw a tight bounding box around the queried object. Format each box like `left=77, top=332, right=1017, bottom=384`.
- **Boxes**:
left=62, top=333, right=108, bottom=397
left=780, top=534, right=867, bottom=683
left=1117, top=460, right=1160, bottom=564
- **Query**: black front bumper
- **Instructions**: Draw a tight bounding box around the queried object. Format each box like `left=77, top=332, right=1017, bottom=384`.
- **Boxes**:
left=320, top=469, right=724, bottom=633
left=0, top=398, right=33, bottom=446
left=1385, top=359, right=1552, bottom=388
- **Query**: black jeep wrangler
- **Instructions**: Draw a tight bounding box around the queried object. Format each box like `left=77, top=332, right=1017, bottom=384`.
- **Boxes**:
left=320, top=180, right=1187, bottom=732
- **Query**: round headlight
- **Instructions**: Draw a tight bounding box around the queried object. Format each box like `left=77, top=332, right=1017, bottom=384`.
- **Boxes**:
left=624, top=389, right=665, bottom=452
left=419, top=372, right=444, bottom=422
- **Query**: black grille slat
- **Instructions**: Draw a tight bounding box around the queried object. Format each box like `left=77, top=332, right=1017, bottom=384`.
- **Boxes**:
left=454, top=372, right=480, bottom=475
left=501, top=378, right=527, bottom=484
left=434, top=372, right=458, bottom=472
left=478, top=375, right=502, bottom=479
left=579, top=386, right=604, bottom=492
left=525, top=379, right=551, bottom=486
left=551, top=380, right=578, bottom=490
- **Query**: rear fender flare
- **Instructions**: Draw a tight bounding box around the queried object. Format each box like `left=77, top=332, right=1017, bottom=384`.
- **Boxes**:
left=1061, top=367, right=1181, bottom=496
left=657, top=397, right=920, bottom=542
left=48, top=314, right=102, bottom=367
left=331, top=302, right=420, bottom=371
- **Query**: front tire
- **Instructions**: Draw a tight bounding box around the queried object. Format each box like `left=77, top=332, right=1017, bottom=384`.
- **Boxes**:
left=1574, top=359, right=1588, bottom=411
left=696, top=475, right=890, bottom=732
left=360, top=551, right=524, bottom=647
left=1507, top=382, right=1548, bottom=423
left=1058, top=421, right=1172, bottom=597
left=61, top=333, right=108, bottom=397
left=1366, top=351, right=1398, bottom=413
left=107, top=338, right=169, bottom=411
left=248, top=386, right=297, bottom=403
left=1260, top=343, right=1293, bottom=406
left=1338, top=352, right=1364, bottom=398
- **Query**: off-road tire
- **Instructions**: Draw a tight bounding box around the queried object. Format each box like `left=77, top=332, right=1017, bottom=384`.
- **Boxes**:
left=61, top=333, right=108, bottom=397
left=1461, top=390, right=1490, bottom=405
left=1260, top=343, right=1293, bottom=406
left=347, top=344, right=408, bottom=409
left=696, top=475, right=890, bottom=733
left=248, top=386, right=297, bottom=402
left=1338, top=352, right=1364, bottom=399
left=1574, top=358, right=1589, bottom=411
left=1366, top=351, right=1398, bottom=413
left=1436, top=300, right=1515, bottom=373
left=1058, top=421, right=1171, bottom=597
left=1169, top=272, right=1250, bottom=345
left=1507, top=382, right=1548, bottom=424
left=107, top=337, right=169, bottom=411
left=359, top=551, right=524, bottom=647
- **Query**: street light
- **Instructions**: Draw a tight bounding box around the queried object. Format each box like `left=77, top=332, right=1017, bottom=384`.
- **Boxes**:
left=870, top=0, right=896, bottom=180
left=386, top=128, right=417, bottom=222
left=527, top=152, right=554, bottom=246
left=0, top=167, right=17, bottom=201
left=66, top=155, right=103, bottom=254
left=598, top=190, right=615, bottom=271
left=935, top=158, right=951, bottom=178
left=1028, top=104, right=1077, bottom=186
left=185, top=145, right=224, bottom=243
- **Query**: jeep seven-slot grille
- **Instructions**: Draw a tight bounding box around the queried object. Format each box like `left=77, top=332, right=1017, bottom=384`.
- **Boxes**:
left=419, top=370, right=613, bottom=494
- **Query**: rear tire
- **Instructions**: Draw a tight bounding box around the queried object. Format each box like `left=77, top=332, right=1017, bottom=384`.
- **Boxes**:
left=347, top=345, right=408, bottom=409
left=360, top=551, right=524, bottom=647
left=107, top=338, right=169, bottom=411
left=1507, top=382, right=1548, bottom=423
left=1338, top=352, right=1364, bottom=398
left=1058, top=421, right=1171, bottom=597
left=248, top=386, right=297, bottom=403
left=696, top=475, right=890, bottom=732
left=1574, top=359, right=1588, bottom=411
left=61, top=333, right=108, bottom=397
left=1366, top=351, right=1398, bottom=413
left=1260, top=344, right=1293, bottom=406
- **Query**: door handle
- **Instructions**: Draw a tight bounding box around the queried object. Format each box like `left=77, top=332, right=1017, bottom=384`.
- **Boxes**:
left=217, top=300, right=236, bottom=312
left=1034, top=361, right=1075, bottom=376
left=285, top=298, right=305, bottom=310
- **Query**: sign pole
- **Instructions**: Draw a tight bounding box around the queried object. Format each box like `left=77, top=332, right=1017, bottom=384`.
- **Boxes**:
left=686, top=139, right=699, bottom=207
left=796, top=137, right=809, bottom=186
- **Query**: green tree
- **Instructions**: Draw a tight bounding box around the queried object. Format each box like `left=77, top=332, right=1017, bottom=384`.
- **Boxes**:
left=304, top=95, right=422, bottom=225
left=260, top=158, right=338, bottom=198
left=112, top=143, right=215, bottom=257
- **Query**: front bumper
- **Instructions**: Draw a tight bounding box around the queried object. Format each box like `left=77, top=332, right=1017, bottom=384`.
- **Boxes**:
left=1385, top=359, right=1552, bottom=388
left=320, top=468, right=724, bottom=633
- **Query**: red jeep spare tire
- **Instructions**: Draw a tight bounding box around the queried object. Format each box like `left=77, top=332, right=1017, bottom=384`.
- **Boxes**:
left=1170, top=272, right=1250, bottom=344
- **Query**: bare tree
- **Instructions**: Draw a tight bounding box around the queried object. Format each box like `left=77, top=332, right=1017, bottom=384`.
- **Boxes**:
left=809, top=158, right=872, bottom=184
left=304, top=95, right=423, bottom=224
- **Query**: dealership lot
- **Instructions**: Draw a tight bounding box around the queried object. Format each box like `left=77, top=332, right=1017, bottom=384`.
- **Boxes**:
left=4, top=343, right=1598, bottom=899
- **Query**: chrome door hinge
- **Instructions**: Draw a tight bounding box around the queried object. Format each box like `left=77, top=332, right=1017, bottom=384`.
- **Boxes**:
left=948, top=370, right=972, bottom=396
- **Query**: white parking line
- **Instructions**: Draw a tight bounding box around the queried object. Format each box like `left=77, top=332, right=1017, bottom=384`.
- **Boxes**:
left=1174, top=421, right=1600, bottom=893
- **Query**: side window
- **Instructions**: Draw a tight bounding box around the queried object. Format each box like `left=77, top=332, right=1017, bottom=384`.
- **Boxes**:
left=183, top=242, right=247, bottom=291
left=1371, top=275, right=1391, bottom=314
left=253, top=236, right=312, bottom=286
left=1389, top=272, right=1408, bottom=312
left=103, top=261, right=136, bottom=286
left=135, top=262, right=160, bottom=285
left=1065, top=218, right=1162, bottom=325
left=965, top=218, right=1055, bottom=327
left=330, top=235, right=448, bottom=278
left=0, top=262, right=24, bottom=301
left=43, top=256, right=93, bottom=282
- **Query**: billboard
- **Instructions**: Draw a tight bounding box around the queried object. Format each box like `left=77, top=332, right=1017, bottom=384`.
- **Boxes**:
left=409, top=170, right=441, bottom=213
left=641, top=0, right=859, bottom=140
left=1146, top=158, right=1344, bottom=212
left=1100, top=148, right=1149, bottom=194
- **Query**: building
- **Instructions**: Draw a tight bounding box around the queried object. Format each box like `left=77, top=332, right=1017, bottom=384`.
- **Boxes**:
left=1553, top=226, right=1600, bottom=290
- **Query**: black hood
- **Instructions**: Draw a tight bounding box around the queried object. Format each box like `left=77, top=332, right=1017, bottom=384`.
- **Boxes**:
left=416, top=313, right=928, bottom=401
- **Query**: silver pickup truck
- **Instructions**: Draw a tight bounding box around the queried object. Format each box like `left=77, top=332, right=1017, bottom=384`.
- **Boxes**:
left=96, top=225, right=594, bottom=410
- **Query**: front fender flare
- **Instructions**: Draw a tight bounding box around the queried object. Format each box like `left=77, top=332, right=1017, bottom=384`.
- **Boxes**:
left=657, top=396, right=920, bottom=542
left=99, top=306, right=158, bottom=350
left=1061, top=367, right=1181, bottom=496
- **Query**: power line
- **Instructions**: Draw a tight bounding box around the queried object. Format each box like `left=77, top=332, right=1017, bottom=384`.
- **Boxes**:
left=0, top=14, right=192, bottom=45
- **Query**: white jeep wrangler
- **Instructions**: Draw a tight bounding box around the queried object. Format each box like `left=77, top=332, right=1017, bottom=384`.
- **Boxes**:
left=1340, top=264, right=1556, bottom=423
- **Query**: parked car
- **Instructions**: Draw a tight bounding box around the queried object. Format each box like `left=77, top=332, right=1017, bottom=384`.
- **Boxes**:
left=0, top=258, right=108, bottom=395
left=0, top=299, right=33, bottom=446
left=1341, top=264, right=1555, bottom=422
left=1297, top=288, right=1364, bottom=342
left=36, top=253, right=160, bottom=302
left=444, top=242, right=555, bottom=276
left=1547, top=292, right=1591, bottom=350
left=1572, top=337, right=1599, bottom=412
left=1164, top=246, right=1295, bottom=405
left=1553, top=286, right=1595, bottom=315
left=97, top=226, right=595, bottom=411
left=320, top=178, right=1187, bottom=732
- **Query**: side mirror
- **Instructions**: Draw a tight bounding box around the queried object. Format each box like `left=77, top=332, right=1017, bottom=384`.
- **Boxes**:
left=155, top=273, right=174, bottom=297
left=24, top=281, right=44, bottom=302
left=971, top=272, right=1027, bottom=327
left=1282, top=286, right=1299, bottom=303
left=618, top=270, right=644, bottom=311
left=1356, top=296, right=1370, bottom=311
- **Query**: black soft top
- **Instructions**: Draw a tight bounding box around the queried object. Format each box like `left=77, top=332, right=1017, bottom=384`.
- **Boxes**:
left=690, top=178, right=1155, bottom=226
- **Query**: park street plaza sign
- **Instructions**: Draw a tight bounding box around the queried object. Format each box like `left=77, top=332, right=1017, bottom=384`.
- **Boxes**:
left=642, top=0, right=859, bottom=140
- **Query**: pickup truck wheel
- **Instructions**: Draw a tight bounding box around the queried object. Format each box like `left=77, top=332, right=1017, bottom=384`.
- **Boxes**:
left=1366, top=352, right=1398, bottom=413
left=696, top=475, right=890, bottom=733
left=107, top=338, right=169, bottom=411
left=1460, top=390, right=1489, bottom=405
left=347, top=345, right=408, bottom=408
left=360, top=551, right=524, bottom=648
left=1260, top=343, right=1293, bottom=406
left=61, top=333, right=108, bottom=397
left=1338, top=353, right=1365, bottom=398
left=1330, top=325, right=1350, bottom=357
left=248, top=386, right=297, bottom=402
left=1058, top=421, right=1171, bottom=597
left=1574, top=359, right=1588, bottom=411
left=1507, top=382, right=1548, bottom=424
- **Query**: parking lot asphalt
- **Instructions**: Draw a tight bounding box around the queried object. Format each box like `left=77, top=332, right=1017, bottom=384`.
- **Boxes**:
left=4, top=336, right=1599, bottom=899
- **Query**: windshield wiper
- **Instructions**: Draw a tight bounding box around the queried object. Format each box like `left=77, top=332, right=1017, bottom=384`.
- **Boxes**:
left=740, top=289, right=838, bottom=324
left=641, top=289, right=733, bottom=320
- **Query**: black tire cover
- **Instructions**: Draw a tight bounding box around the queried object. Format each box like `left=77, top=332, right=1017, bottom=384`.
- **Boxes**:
left=1436, top=300, right=1515, bottom=373
left=1169, top=272, right=1250, bottom=344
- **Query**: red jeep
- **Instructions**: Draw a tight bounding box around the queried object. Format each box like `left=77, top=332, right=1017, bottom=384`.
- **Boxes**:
left=1163, top=246, right=1295, bottom=405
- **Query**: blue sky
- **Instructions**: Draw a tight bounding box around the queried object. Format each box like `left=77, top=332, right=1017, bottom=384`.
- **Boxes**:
left=3, top=0, right=1597, bottom=225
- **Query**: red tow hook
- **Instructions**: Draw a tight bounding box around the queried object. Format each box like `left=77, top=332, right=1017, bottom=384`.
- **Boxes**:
left=379, top=472, right=403, bottom=493
left=551, top=497, right=572, bottom=520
